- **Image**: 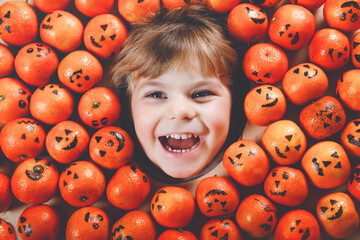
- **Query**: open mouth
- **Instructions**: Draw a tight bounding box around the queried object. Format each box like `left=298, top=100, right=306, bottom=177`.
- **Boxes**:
left=159, top=133, right=200, bottom=153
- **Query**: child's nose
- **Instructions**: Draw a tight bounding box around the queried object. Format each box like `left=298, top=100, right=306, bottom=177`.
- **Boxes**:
left=165, top=97, right=196, bottom=120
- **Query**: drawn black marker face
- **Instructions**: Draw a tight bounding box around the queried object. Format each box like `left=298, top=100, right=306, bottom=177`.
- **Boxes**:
left=320, top=199, right=344, bottom=220
left=269, top=169, right=289, bottom=197
left=292, top=64, right=318, bottom=79
left=255, top=86, right=279, bottom=108
left=279, top=24, right=299, bottom=45
left=339, top=1, right=359, bottom=23
left=246, top=7, right=266, bottom=24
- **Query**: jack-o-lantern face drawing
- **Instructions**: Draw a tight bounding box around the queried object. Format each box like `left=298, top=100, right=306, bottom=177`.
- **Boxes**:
left=0, top=218, right=16, bottom=240
left=341, top=119, right=360, bottom=158
left=249, top=0, right=282, bottom=7
left=348, top=164, right=360, bottom=202
left=17, top=216, right=32, bottom=238
left=324, top=0, right=360, bottom=32
left=262, top=120, right=307, bottom=165
left=300, top=96, right=346, bottom=140
left=351, top=32, right=360, bottom=67
left=84, top=14, right=128, bottom=59
left=200, top=218, right=242, bottom=240
left=244, top=85, right=286, bottom=126
left=302, top=141, right=351, bottom=189
left=246, top=6, right=266, bottom=24
left=336, top=69, right=360, bottom=111
left=316, top=192, right=359, bottom=239
left=264, top=166, right=308, bottom=207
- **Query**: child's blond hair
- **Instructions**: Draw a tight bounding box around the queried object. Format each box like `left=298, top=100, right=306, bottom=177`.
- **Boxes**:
left=111, top=4, right=238, bottom=94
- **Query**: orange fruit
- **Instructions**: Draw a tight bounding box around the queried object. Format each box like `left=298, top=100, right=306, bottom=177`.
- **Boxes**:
left=0, top=43, right=14, bottom=78
left=11, top=157, right=59, bottom=204
left=351, top=31, right=360, bottom=68
left=341, top=119, right=360, bottom=158
left=0, top=172, right=13, bottom=212
left=0, top=77, right=31, bottom=125
left=336, top=69, right=360, bottom=111
left=200, top=218, right=242, bottom=240
left=348, top=164, right=360, bottom=202
left=324, top=0, right=360, bottom=32
left=75, top=0, right=114, bottom=17
left=157, top=229, right=198, bottom=240
left=118, top=0, right=161, bottom=23
left=290, top=0, right=326, bottom=11
left=248, top=0, right=282, bottom=8
left=0, top=218, right=16, bottom=240
left=203, top=0, right=241, bottom=13
left=33, top=0, right=70, bottom=12
left=162, top=0, right=199, bottom=9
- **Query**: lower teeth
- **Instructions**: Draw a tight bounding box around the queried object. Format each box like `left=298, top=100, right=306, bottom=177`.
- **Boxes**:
left=166, top=143, right=198, bottom=153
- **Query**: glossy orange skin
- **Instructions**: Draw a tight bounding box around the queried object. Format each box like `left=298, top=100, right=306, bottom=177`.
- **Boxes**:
left=242, top=43, right=288, bottom=84
left=111, top=210, right=157, bottom=240
left=0, top=1, right=38, bottom=46
left=223, top=139, right=269, bottom=187
left=11, top=157, right=59, bottom=204
left=106, top=165, right=150, bottom=210
left=244, top=85, right=286, bottom=126
left=78, top=87, right=121, bottom=128
left=351, top=32, right=360, bottom=68
left=302, top=141, right=350, bottom=189
left=236, top=194, right=277, bottom=238
left=203, top=0, right=241, bottom=13
left=162, top=0, right=199, bottom=9
left=282, top=63, right=328, bottom=105
left=58, top=50, right=103, bottom=93
left=0, top=118, right=46, bottom=162
left=290, top=0, right=325, bottom=10
left=0, top=44, right=14, bottom=77
left=14, top=43, right=59, bottom=86
left=228, top=3, right=268, bottom=43
left=248, top=0, right=281, bottom=8
left=341, top=119, right=360, bottom=158
left=75, top=0, right=114, bottom=17
left=151, top=186, right=195, bottom=228
left=264, top=166, right=308, bottom=206
left=348, top=164, right=360, bottom=202
left=46, top=120, right=90, bottom=164
left=324, top=0, right=360, bottom=32
left=299, top=96, right=346, bottom=140
left=59, top=161, right=106, bottom=207
left=336, top=69, right=360, bottom=111
left=269, top=4, right=315, bottom=50
left=0, top=218, right=16, bottom=240
left=17, top=204, right=60, bottom=240
left=200, top=218, right=242, bottom=240
left=90, top=126, right=133, bottom=169
left=30, top=84, right=74, bottom=125
left=118, top=0, right=161, bottom=23
left=40, top=10, right=84, bottom=52
left=308, top=28, right=350, bottom=71
left=261, top=120, right=307, bottom=165
left=84, top=14, right=128, bottom=59
left=275, top=209, right=321, bottom=240
left=157, top=229, right=198, bottom=240
left=0, top=77, right=31, bottom=125
left=316, top=192, right=359, bottom=239
left=33, top=0, right=70, bottom=12
left=196, top=176, right=240, bottom=218
left=0, top=172, right=13, bottom=212
left=66, top=207, right=110, bottom=240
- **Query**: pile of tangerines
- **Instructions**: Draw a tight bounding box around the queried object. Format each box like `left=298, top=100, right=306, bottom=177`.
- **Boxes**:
left=0, top=0, right=359, bottom=239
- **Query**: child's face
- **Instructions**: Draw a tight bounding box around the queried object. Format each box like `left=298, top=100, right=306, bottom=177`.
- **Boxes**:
left=131, top=69, right=232, bottom=178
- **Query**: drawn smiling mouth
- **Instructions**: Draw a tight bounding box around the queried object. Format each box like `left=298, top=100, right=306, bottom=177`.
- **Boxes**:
left=328, top=206, right=343, bottom=220
left=159, top=134, right=200, bottom=153
left=270, top=190, right=287, bottom=196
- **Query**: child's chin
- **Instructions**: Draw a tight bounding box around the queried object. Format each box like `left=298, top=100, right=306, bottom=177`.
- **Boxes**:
left=163, top=167, right=200, bottom=179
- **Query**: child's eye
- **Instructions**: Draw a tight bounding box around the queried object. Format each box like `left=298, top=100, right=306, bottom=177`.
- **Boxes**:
left=191, top=90, right=214, bottom=99
left=146, top=91, right=167, bottom=99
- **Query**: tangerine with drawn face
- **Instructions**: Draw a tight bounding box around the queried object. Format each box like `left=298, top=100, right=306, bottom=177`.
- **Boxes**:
left=269, top=4, right=315, bottom=50
left=106, top=165, right=150, bottom=210
left=261, top=120, right=307, bottom=165
left=78, top=87, right=121, bottom=129
left=282, top=63, right=328, bottom=105
left=242, top=43, right=288, bottom=84
left=0, top=218, right=16, bottom=240
left=17, top=204, right=60, bottom=240
left=0, top=44, right=14, bottom=77
left=151, top=186, right=195, bottom=228
left=30, top=84, right=74, bottom=125
left=336, top=69, right=360, bottom=111
left=316, top=192, right=359, bottom=239
left=236, top=194, right=278, bottom=238
left=203, top=0, right=241, bottom=13
left=228, top=3, right=268, bottom=43
left=200, top=218, right=242, bottom=240
left=0, top=77, right=31, bottom=125
left=275, top=209, right=321, bottom=240
left=89, top=126, right=133, bottom=169
left=66, top=207, right=110, bottom=240
left=302, top=141, right=350, bottom=189
left=308, top=28, right=350, bottom=71
left=248, top=0, right=282, bottom=8
left=33, top=0, right=70, bottom=12
left=158, top=229, right=198, bottom=240
left=341, top=119, right=360, bottom=158
left=111, top=210, right=157, bottom=240
left=196, top=176, right=240, bottom=218
left=11, top=157, right=59, bottom=204
left=0, top=172, right=13, bottom=213
left=162, top=0, right=199, bottom=9
left=59, top=161, right=106, bottom=207
left=324, top=0, right=360, bottom=32
left=75, top=0, right=114, bottom=17
left=223, top=139, right=269, bottom=187
left=290, top=0, right=326, bottom=11
left=0, top=1, right=38, bottom=46
left=58, top=50, right=103, bottom=93
left=14, top=43, right=59, bottom=86
left=84, top=14, right=128, bottom=60
left=351, top=32, right=360, bottom=68
left=40, top=10, right=83, bottom=52
left=300, top=96, right=346, bottom=140
left=244, top=85, right=286, bottom=126
left=348, top=164, right=360, bottom=201
left=0, top=118, right=45, bottom=162
left=264, top=166, right=308, bottom=206
left=118, top=0, right=160, bottom=23
left=46, top=121, right=90, bottom=164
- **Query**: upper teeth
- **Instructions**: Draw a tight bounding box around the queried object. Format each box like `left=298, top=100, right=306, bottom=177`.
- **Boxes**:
left=166, top=134, right=197, bottom=139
